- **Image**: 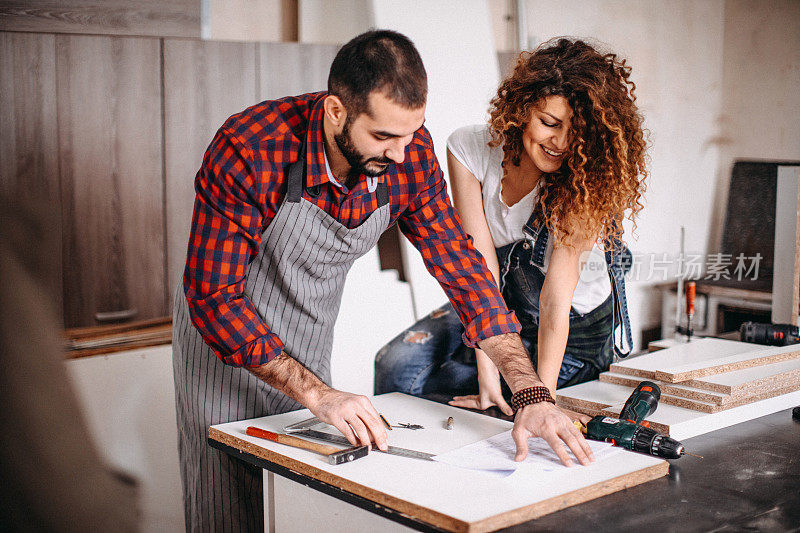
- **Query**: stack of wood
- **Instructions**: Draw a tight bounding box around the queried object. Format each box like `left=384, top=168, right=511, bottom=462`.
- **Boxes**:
left=557, top=338, right=800, bottom=440
left=64, top=317, right=172, bottom=358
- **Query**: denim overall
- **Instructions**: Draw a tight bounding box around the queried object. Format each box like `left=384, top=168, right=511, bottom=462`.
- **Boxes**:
left=374, top=211, right=632, bottom=398
left=498, top=213, right=633, bottom=378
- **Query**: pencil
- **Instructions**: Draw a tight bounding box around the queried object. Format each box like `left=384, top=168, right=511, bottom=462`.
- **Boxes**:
left=379, top=413, right=392, bottom=430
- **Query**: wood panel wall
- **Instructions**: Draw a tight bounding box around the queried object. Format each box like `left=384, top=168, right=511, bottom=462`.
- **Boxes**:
left=57, top=35, right=166, bottom=328
left=258, top=42, right=338, bottom=100
left=0, top=0, right=201, bottom=38
left=0, top=32, right=62, bottom=308
left=1, top=29, right=343, bottom=329
left=164, top=40, right=258, bottom=297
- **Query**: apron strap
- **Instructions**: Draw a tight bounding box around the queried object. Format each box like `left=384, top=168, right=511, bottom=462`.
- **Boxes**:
left=286, top=144, right=307, bottom=203
left=376, top=181, right=389, bottom=207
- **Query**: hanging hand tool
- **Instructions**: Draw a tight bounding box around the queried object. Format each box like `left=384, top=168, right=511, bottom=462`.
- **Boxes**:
left=575, top=382, right=700, bottom=460
left=685, top=281, right=696, bottom=341
left=246, top=427, right=369, bottom=465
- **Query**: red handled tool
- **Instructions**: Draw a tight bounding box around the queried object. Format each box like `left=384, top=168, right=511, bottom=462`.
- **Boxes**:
left=246, top=426, right=369, bottom=465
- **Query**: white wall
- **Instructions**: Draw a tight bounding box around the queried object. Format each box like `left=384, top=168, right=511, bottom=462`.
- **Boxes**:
left=710, top=0, right=800, bottom=252
left=331, top=248, right=416, bottom=395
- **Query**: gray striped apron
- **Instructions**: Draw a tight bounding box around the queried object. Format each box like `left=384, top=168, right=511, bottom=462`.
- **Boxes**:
left=172, top=146, right=391, bottom=532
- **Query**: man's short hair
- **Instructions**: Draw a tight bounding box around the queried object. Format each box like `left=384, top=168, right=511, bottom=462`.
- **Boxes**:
left=328, top=29, right=427, bottom=118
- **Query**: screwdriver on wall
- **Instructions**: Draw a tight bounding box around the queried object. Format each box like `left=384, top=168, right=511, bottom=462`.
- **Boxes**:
left=686, top=281, right=696, bottom=341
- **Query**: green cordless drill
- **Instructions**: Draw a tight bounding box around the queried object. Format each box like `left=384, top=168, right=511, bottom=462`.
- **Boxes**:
left=577, top=381, right=691, bottom=460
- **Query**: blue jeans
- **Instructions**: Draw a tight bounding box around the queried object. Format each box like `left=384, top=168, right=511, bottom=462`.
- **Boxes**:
left=374, top=296, right=613, bottom=398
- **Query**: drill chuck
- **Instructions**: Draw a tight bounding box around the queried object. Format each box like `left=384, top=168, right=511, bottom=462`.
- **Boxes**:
left=631, top=425, right=684, bottom=459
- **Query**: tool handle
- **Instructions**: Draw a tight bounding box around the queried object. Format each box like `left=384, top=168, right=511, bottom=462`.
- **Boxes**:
left=685, top=282, right=696, bottom=316
left=619, top=381, right=660, bottom=423
left=246, top=426, right=339, bottom=456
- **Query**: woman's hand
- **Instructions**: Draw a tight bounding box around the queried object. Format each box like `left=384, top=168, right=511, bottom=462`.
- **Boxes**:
left=448, top=349, right=514, bottom=415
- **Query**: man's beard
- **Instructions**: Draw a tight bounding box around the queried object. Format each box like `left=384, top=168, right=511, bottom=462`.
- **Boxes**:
left=334, top=120, right=394, bottom=179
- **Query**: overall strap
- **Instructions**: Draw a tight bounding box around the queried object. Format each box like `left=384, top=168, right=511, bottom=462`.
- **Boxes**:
left=522, top=210, right=548, bottom=268
left=604, top=223, right=633, bottom=358
left=285, top=143, right=307, bottom=203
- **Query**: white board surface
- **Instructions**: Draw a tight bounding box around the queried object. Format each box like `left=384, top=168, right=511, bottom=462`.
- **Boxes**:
left=610, top=338, right=761, bottom=378
left=210, top=393, right=665, bottom=529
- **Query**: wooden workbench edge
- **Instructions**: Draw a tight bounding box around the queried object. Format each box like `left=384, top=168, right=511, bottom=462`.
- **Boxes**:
left=208, top=427, right=470, bottom=532
left=467, top=460, right=670, bottom=533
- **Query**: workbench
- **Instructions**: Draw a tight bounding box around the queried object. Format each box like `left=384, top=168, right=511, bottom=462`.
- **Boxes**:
left=209, top=393, right=800, bottom=532
left=208, top=393, right=669, bottom=532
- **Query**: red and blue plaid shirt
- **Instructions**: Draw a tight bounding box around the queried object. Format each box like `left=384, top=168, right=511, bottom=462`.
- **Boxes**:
left=184, top=92, right=521, bottom=367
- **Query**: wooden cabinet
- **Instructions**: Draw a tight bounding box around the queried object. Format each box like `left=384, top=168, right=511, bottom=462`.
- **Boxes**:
left=1, top=29, right=346, bottom=331
left=163, top=40, right=339, bottom=304
left=56, top=34, right=166, bottom=328
left=0, top=32, right=61, bottom=304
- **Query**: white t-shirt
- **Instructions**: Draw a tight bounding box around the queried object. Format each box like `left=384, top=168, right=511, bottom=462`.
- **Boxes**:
left=446, top=124, right=611, bottom=314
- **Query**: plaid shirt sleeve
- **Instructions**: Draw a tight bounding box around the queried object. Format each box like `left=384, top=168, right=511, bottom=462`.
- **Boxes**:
left=397, top=148, right=521, bottom=347
left=183, top=127, right=284, bottom=368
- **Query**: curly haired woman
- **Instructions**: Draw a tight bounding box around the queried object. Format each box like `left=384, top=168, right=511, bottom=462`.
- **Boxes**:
left=374, top=38, right=648, bottom=415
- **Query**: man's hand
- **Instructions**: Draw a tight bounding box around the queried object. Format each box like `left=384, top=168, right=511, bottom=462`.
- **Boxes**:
left=247, top=353, right=387, bottom=451
left=512, top=401, right=595, bottom=466
left=307, top=388, right=388, bottom=452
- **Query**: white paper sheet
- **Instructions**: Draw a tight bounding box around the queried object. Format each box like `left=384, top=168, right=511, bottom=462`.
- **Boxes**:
left=433, top=430, right=622, bottom=477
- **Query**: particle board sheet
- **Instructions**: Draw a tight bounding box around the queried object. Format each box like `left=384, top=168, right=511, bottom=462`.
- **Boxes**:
left=598, top=368, right=800, bottom=410
left=599, top=389, right=800, bottom=441
left=556, top=380, right=633, bottom=414
left=599, top=372, right=731, bottom=405
left=686, top=357, right=800, bottom=395
left=609, top=338, right=759, bottom=379
left=652, top=384, right=799, bottom=414
left=654, top=344, right=800, bottom=383
left=557, top=379, right=735, bottom=415
left=209, top=393, right=667, bottom=532
left=560, top=376, right=800, bottom=415
left=609, top=339, right=800, bottom=382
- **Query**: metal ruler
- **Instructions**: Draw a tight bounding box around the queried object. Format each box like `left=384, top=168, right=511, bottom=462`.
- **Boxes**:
left=284, top=417, right=435, bottom=461
left=293, top=429, right=436, bottom=462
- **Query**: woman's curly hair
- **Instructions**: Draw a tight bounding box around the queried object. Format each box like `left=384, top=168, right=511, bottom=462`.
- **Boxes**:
left=488, top=37, right=647, bottom=248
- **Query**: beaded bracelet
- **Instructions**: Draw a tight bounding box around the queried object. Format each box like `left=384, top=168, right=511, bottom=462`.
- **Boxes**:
left=510, top=386, right=556, bottom=412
